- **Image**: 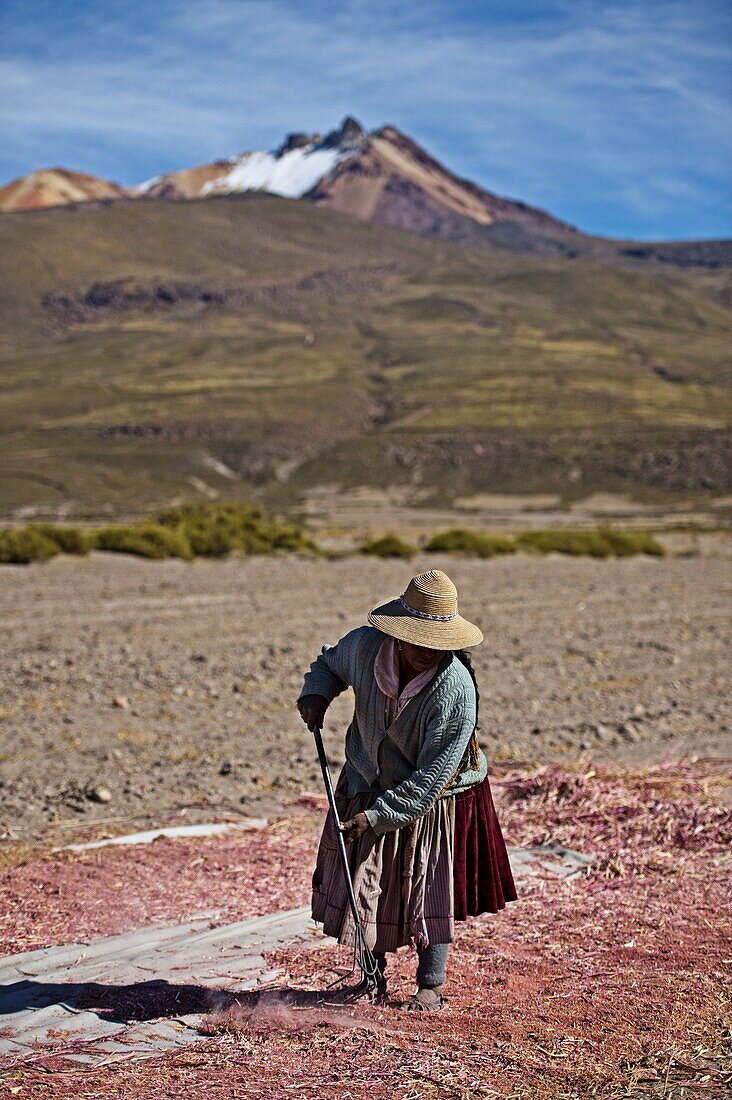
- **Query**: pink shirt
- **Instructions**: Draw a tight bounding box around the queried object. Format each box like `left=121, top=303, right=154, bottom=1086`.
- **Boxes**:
left=373, top=635, right=441, bottom=728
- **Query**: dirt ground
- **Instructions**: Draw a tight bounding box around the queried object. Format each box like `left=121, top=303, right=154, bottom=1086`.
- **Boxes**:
left=1, top=536, right=730, bottom=843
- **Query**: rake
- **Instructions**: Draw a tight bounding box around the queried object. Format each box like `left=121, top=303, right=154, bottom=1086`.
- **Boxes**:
left=311, top=721, right=382, bottom=996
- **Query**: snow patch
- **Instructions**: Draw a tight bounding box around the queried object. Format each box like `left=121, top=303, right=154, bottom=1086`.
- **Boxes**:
left=134, top=174, right=162, bottom=195
left=202, top=144, right=350, bottom=200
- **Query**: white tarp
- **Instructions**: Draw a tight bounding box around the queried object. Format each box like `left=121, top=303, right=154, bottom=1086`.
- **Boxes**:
left=58, top=819, right=268, bottom=854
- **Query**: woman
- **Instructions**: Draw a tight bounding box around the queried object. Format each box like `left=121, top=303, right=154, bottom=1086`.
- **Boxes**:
left=296, top=569, right=516, bottom=1010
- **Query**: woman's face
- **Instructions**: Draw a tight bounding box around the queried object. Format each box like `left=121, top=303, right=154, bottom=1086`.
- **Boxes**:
left=399, top=640, right=446, bottom=671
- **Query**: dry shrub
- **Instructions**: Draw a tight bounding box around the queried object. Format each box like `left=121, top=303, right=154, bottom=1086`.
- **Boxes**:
left=154, top=502, right=318, bottom=557
left=425, top=528, right=517, bottom=558
left=360, top=534, right=417, bottom=559
left=92, top=523, right=194, bottom=560
left=0, top=503, right=318, bottom=563
left=517, top=528, right=665, bottom=557
left=33, top=524, right=92, bottom=555
left=424, top=526, right=665, bottom=559
left=0, top=526, right=62, bottom=563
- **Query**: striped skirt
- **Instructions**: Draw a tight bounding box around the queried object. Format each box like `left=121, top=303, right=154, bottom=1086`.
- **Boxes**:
left=311, top=775, right=517, bottom=953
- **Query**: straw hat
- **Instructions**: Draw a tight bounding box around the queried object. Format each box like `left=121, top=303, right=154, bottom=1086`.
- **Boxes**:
left=368, top=569, right=483, bottom=650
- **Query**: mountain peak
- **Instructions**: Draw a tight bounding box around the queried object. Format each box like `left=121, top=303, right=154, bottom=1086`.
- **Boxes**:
left=277, top=131, right=321, bottom=155
left=320, top=116, right=367, bottom=151
left=0, top=166, right=127, bottom=212
left=276, top=117, right=366, bottom=159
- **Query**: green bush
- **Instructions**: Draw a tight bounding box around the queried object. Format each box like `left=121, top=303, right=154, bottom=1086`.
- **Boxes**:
left=361, top=534, right=418, bottom=559
left=0, top=503, right=319, bottom=564
left=154, top=502, right=318, bottom=557
left=425, top=528, right=517, bottom=558
left=423, top=526, right=666, bottom=559
left=0, top=527, right=62, bottom=564
left=517, top=528, right=666, bottom=558
left=92, top=523, right=194, bottom=560
left=33, top=524, right=92, bottom=555
left=600, top=529, right=665, bottom=557
left=517, top=529, right=612, bottom=557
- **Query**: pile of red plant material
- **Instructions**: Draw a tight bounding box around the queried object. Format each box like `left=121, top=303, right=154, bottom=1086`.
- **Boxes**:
left=0, top=815, right=322, bottom=955
left=2, top=760, right=730, bottom=1099
left=498, top=757, right=731, bottom=876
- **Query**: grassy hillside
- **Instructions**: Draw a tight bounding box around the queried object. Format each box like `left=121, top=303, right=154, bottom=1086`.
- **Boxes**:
left=1, top=194, right=730, bottom=517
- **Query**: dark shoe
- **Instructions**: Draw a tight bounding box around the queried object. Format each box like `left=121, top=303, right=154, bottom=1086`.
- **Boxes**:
left=402, top=985, right=446, bottom=1012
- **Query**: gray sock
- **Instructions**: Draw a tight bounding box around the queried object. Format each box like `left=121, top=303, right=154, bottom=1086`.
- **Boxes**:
left=416, top=942, right=449, bottom=988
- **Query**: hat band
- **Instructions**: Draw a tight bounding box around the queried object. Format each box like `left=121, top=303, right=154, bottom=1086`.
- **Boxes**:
left=399, top=596, right=459, bottom=622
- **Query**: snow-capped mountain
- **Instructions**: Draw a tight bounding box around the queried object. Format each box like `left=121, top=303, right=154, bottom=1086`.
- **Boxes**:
left=136, top=117, right=367, bottom=201
left=130, top=116, right=575, bottom=247
left=0, top=119, right=576, bottom=257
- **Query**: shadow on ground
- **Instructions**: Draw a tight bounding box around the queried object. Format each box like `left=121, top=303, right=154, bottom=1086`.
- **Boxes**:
left=1, top=979, right=365, bottom=1029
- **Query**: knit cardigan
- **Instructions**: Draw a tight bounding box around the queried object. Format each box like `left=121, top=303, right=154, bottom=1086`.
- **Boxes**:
left=297, top=626, right=487, bottom=835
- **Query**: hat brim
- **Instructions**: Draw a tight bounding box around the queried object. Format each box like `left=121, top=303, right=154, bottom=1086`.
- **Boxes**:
left=368, top=600, right=483, bottom=649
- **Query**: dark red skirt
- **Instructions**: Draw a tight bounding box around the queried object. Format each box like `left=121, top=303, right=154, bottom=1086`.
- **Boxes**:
left=452, top=775, right=517, bottom=919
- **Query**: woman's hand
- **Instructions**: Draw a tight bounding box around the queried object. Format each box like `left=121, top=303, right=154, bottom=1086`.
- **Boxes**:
left=297, top=694, right=329, bottom=732
left=340, top=812, right=371, bottom=843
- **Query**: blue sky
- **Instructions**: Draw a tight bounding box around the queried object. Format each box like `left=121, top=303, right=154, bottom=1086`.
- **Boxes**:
left=1, top=0, right=730, bottom=239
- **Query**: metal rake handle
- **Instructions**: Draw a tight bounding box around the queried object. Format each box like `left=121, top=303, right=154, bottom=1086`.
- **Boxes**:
left=311, top=721, right=363, bottom=936
left=311, top=722, right=381, bottom=992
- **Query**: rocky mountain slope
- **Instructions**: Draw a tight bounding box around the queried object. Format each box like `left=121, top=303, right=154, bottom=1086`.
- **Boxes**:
left=0, top=167, right=127, bottom=213
left=306, top=120, right=578, bottom=239
left=1, top=193, right=729, bottom=517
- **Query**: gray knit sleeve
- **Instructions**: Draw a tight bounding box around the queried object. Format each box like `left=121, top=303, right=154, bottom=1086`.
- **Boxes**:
left=296, top=627, right=361, bottom=705
left=363, top=683, right=477, bottom=835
